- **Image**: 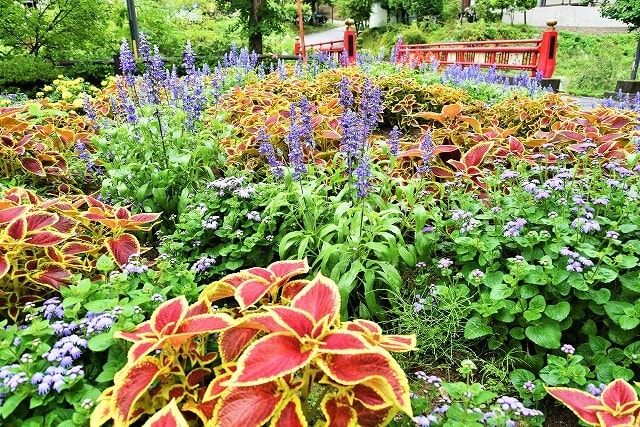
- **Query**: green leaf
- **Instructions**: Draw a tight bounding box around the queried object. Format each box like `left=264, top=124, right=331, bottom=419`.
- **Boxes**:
left=519, top=284, right=539, bottom=299
left=84, top=299, right=118, bottom=313
left=616, top=255, right=639, bottom=269
left=509, top=327, right=525, bottom=340
left=605, top=301, right=634, bottom=322
left=528, top=295, right=546, bottom=312
left=619, top=224, right=638, bottom=233
left=567, top=273, right=588, bottom=291
left=592, top=267, right=618, bottom=283
left=510, top=368, right=535, bottom=387
left=545, top=301, right=570, bottom=322
left=610, top=365, right=635, bottom=381
left=88, top=332, right=114, bottom=352
left=464, top=316, right=493, bottom=340
left=525, top=319, right=561, bottom=349
left=1, top=390, right=28, bottom=418
left=489, top=283, right=513, bottom=300
left=588, top=335, right=611, bottom=354
left=523, top=310, right=542, bottom=322
left=618, top=315, right=640, bottom=330
left=484, top=271, right=504, bottom=288
left=621, top=272, right=640, bottom=294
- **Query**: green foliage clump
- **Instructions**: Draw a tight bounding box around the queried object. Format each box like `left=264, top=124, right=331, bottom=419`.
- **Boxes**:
left=0, top=56, right=59, bottom=97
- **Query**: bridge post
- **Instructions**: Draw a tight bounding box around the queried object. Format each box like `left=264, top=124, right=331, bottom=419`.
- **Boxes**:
left=294, top=36, right=301, bottom=56
left=343, top=18, right=357, bottom=65
left=537, top=19, right=558, bottom=78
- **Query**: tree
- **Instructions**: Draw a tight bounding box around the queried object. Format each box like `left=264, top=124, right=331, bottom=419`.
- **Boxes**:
left=383, top=0, right=443, bottom=24
left=215, top=0, right=284, bottom=54
left=336, top=0, right=374, bottom=30
left=601, top=0, right=640, bottom=79
left=0, top=0, right=113, bottom=59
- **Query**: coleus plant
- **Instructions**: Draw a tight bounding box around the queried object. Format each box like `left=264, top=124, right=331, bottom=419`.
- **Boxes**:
left=0, top=187, right=159, bottom=321
left=91, top=259, right=416, bottom=426
left=546, top=379, right=640, bottom=426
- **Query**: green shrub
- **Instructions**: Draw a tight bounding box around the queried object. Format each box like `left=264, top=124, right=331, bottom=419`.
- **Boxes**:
left=401, top=24, right=430, bottom=45
left=0, top=56, right=59, bottom=97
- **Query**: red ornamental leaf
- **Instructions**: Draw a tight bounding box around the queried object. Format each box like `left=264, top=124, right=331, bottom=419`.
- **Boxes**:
left=115, top=322, right=153, bottom=342
left=203, top=371, right=233, bottom=402
left=213, top=382, right=282, bottom=427
left=176, top=313, right=234, bottom=334
left=281, top=279, right=310, bottom=301
left=379, top=334, right=417, bottom=353
left=151, top=296, right=188, bottom=336
left=127, top=340, right=157, bottom=363
left=0, top=253, right=10, bottom=278
left=291, top=273, right=340, bottom=325
left=352, top=399, right=396, bottom=426
left=0, top=206, right=29, bottom=223
left=267, top=306, right=316, bottom=338
left=545, top=386, right=601, bottom=425
left=186, top=368, right=211, bottom=388
left=352, top=383, right=387, bottom=409
left=106, top=233, right=141, bottom=265
left=25, top=230, right=67, bottom=246
left=596, top=412, right=635, bottom=426
left=346, top=319, right=381, bottom=336
left=115, top=207, right=130, bottom=220
left=601, top=379, right=639, bottom=409
left=430, top=166, right=454, bottom=179
left=25, top=212, right=58, bottom=231
left=508, top=136, right=525, bottom=154
left=273, top=396, right=307, bottom=427
left=235, top=278, right=272, bottom=310
left=130, top=212, right=161, bottom=225
left=230, top=333, right=314, bottom=386
left=6, top=216, right=27, bottom=240
left=91, top=388, right=114, bottom=427
left=462, top=142, right=494, bottom=167
left=33, top=265, right=72, bottom=289
left=112, top=357, right=163, bottom=426
left=322, top=395, right=357, bottom=427
left=267, top=259, right=309, bottom=281
left=61, top=242, right=95, bottom=255
left=316, top=351, right=412, bottom=416
left=20, top=157, right=46, bottom=176
left=218, top=325, right=262, bottom=363
left=320, top=331, right=371, bottom=353
left=141, top=399, right=188, bottom=427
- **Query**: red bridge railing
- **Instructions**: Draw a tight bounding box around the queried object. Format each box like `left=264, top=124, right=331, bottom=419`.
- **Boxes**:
left=395, top=20, right=559, bottom=78
left=294, top=19, right=357, bottom=65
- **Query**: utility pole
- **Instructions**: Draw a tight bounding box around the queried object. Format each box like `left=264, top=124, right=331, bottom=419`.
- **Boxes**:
left=126, top=0, right=141, bottom=58
left=297, top=0, right=306, bottom=60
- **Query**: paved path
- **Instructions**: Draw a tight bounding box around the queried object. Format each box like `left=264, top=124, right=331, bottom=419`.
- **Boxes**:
left=303, top=22, right=345, bottom=46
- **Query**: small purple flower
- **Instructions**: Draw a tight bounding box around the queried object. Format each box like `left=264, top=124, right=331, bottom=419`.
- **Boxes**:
left=257, top=127, right=283, bottom=179
left=523, top=381, right=535, bottom=392
left=438, top=258, right=453, bottom=269
left=417, top=130, right=434, bottom=175
left=606, top=230, right=620, bottom=239
left=500, top=170, right=519, bottom=179
left=388, top=125, right=401, bottom=156
left=561, top=343, right=575, bottom=355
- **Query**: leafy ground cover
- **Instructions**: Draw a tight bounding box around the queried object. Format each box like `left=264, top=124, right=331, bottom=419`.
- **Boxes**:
left=1, top=37, right=640, bottom=426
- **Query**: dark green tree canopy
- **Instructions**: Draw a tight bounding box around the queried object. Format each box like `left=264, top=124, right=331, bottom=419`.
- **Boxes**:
left=0, top=0, right=112, bottom=59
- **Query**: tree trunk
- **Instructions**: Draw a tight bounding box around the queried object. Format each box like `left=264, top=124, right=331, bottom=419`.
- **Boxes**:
left=632, top=34, right=640, bottom=80
left=249, top=0, right=265, bottom=54
left=249, top=32, right=263, bottom=54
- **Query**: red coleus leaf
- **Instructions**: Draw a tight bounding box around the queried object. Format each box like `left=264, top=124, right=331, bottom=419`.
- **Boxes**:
left=236, top=278, right=272, bottom=310
left=378, top=334, right=417, bottom=353
left=229, top=333, right=315, bottom=386
left=61, top=241, right=95, bottom=255
left=267, top=306, right=316, bottom=338
left=116, top=322, right=153, bottom=342
left=319, top=330, right=371, bottom=353
left=24, top=230, right=67, bottom=246
left=186, top=368, right=211, bottom=388
left=91, top=387, right=114, bottom=427
left=596, top=412, right=635, bottom=426
left=6, top=216, right=27, bottom=240
left=431, top=166, right=454, bottom=179
left=281, top=279, right=310, bottom=301
left=0, top=206, right=29, bottom=223
left=273, top=395, right=307, bottom=427
left=267, top=259, right=309, bottom=279
left=112, top=357, right=164, bottom=426
left=545, top=386, right=601, bottom=425
left=218, top=324, right=262, bottom=363
left=316, top=350, right=412, bottom=416
left=33, top=264, right=72, bottom=289
left=290, top=272, right=340, bottom=325
left=203, top=369, right=234, bottom=402
left=20, top=157, right=46, bottom=176
left=141, top=399, right=188, bottom=427
left=127, top=340, right=157, bottom=363
left=151, top=296, right=188, bottom=336
left=601, top=379, right=640, bottom=412
left=322, top=394, right=358, bottom=427
left=461, top=142, right=494, bottom=167
left=25, top=212, right=58, bottom=231
left=0, top=253, right=10, bottom=278
left=213, top=381, right=282, bottom=427
left=105, top=233, right=140, bottom=265
left=175, top=312, right=234, bottom=335
left=352, top=382, right=387, bottom=409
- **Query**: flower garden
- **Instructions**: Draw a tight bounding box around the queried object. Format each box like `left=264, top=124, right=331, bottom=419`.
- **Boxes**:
left=2, top=35, right=640, bottom=426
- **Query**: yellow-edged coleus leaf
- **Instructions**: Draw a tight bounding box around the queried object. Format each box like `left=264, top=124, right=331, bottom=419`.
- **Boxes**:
left=352, top=381, right=388, bottom=410
left=111, top=356, right=164, bottom=426
left=344, top=320, right=416, bottom=352
left=319, top=330, right=371, bottom=354
left=321, top=394, right=358, bottom=427
left=174, top=312, right=234, bottom=335
left=0, top=253, right=10, bottom=278
left=33, top=264, right=72, bottom=289
left=265, top=306, right=316, bottom=338
left=199, top=273, right=247, bottom=303
left=106, top=233, right=141, bottom=265
left=6, top=216, right=27, bottom=240
left=218, top=324, right=262, bottom=363
left=202, top=368, right=234, bottom=402
left=20, top=157, right=46, bottom=176
left=228, top=332, right=316, bottom=386
left=271, top=394, right=307, bottom=427
left=352, top=398, right=397, bottom=427
left=265, top=259, right=309, bottom=280
left=91, top=387, right=114, bottom=427
left=212, top=380, right=283, bottom=427
left=150, top=296, right=188, bottom=336
left=315, top=350, right=412, bottom=417
left=378, top=334, right=416, bottom=353
left=236, top=278, right=272, bottom=310
left=186, top=368, right=211, bottom=389
left=24, top=230, right=67, bottom=246
left=115, top=322, right=154, bottom=343
left=25, top=212, right=58, bottom=231
left=281, top=279, right=310, bottom=302
left=141, top=399, right=188, bottom=427
left=0, top=206, right=29, bottom=223
left=290, top=272, right=340, bottom=325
